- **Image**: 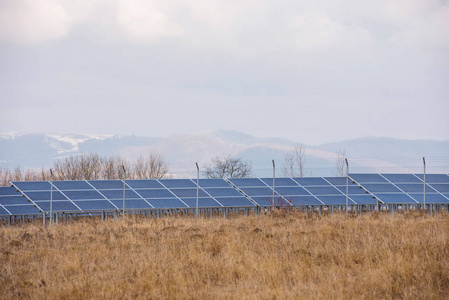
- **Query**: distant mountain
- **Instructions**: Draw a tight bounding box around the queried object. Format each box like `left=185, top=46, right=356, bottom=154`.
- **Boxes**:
left=0, top=131, right=447, bottom=177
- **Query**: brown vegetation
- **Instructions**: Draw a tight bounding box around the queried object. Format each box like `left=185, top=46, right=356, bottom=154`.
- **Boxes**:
left=1, top=212, right=448, bottom=299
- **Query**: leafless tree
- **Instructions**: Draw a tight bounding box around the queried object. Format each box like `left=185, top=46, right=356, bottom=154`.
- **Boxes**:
left=335, top=149, right=347, bottom=177
left=203, top=155, right=252, bottom=178
left=133, top=152, right=169, bottom=179
left=283, top=144, right=306, bottom=177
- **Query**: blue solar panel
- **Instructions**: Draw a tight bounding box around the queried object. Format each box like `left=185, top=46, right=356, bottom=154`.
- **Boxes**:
left=4, top=205, right=41, bottom=214
left=169, top=189, right=208, bottom=198
left=0, top=206, right=10, bottom=215
left=240, top=187, right=273, bottom=196
left=100, top=189, right=140, bottom=199
left=334, top=186, right=368, bottom=195
left=349, top=174, right=388, bottom=183
left=198, top=179, right=231, bottom=188
left=180, top=197, right=222, bottom=208
left=249, top=196, right=290, bottom=206
left=429, top=184, right=449, bottom=193
left=135, top=189, right=174, bottom=198
left=395, top=184, right=437, bottom=193
left=36, top=201, right=80, bottom=212
left=13, top=181, right=52, bottom=191
left=260, top=178, right=298, bottom=186
left=408, top=194, right=449, bottom=204
left=361, top=184, right=402, bottom=193
left=0, top=187, right=20, bottom=195
left=274, top=186, right=310, bottom=196
left=23, top=191, right=69, bottom=201
left=126, top=179, right=165, bottom=189
left=414, top=174, right=449, bottom=183
left=375, top=194, right=418, bottom=204
left=53, top=181, right=93, bottom=190
left=215, top=197, right=255, bottom=207
left=110, top=199, right=153, bottom=209
left=305, top=186, right=342, bottom=195
left=282, top=196, right=322, bottom=206
left=349, top=195, right=378, bottom=205
left=227, top=178, right=265, bottom=187
left=316, top=195, right=356, bottom=205
left=203, top=188, right=242, bottom=197
left=0, top=196, right=29, bottom=205
left=381, top=174, right=422, bottom=183
left=158, top=179, right=196, bottom=188
left=88, top=180, right=124, bottom=189
left=145, top=198, right=189, bottom=208
left=73, top=200, right=116, bottom=210
left=293, top=177, right=329, bottom=186
left=324, top=177, right=349, bottom=185
left=64, top=190, right=106, bottom=200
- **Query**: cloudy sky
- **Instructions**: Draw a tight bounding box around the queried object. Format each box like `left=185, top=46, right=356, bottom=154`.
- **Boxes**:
left=1, top=0, right=448, bottom=145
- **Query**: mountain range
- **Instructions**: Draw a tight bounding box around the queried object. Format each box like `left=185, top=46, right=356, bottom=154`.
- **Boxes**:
left=0, top=130, right=448, bottom=178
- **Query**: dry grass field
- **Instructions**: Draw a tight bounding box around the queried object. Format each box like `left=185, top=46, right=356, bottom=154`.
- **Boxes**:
left=1, top=211, right=448, bottom=299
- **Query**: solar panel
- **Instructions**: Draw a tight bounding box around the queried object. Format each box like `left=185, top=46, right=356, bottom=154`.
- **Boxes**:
left=203, top=188, right=243, bottom=197
left=53, top=181, right=93, bottom=190
left=100, top=189, right=140, bottom=199
left=135, top=189, right=174, bottom=198
left=24, top=191, right=69, bottom=201
left=158, top=179, right=196, bottom=188
left=35, top=201, right=80, bottom=212
left=64, top=190, right=106, bottom=200
left=348, top=195, right=378, bottom=205
left=360, top=184, right=402, bottom=193
left=0, top=187, right=20, bottom=195
left=240, top=187, right=274, bottom=196
left=227, top=178, right=265, bottom=187
left=408, top=194, right=449, bottom=204
left=316, top=195, right=356, bottom=205
left=274, top=186, right=310, bottom=196
left=381, top=174, right=422, bottom=183
left=110, top=199, right=153, bottom=209
left=324, top=177, right=349, bottom=185
left=73, top=200, right=116, bottom=210
left=374, top=194, right=418, bottom=204
left=0, top=206, right=10, bottom=215
left=282, top=196, right=322, bottom=206
left=414, top=174, right=449, bottom=183
left=169, top=189, right=208, bottom=198
left=250, top=196, right=290, bottom=206
left=304, top=186, right=342, bottom=196
left=334, top=186, right=368, bottom=195
left=293, top=177, right=329, bottom=186
left=88, top=180, right=124, bottom=190
left=13, top=181, right=52, bottom=191
left=126, top=179, right=164, bottom=189
left=198, top=179, right=231, bottom=188
left=181, top=197, right=222, bottom=208
left=145, top=198, right=189, bottom=208
left=395, top=184, right=437, bottom=193
left=4, top=204, right=41, bottom=215
left=349, top=174, right=388, bottom=183
left=260, top=177, right=298, bottom=186
left=428, top=184, right=449, bottom=193
left=215, top=197, right=255, bottom=207
left=0, top=196, right=29, bottom=205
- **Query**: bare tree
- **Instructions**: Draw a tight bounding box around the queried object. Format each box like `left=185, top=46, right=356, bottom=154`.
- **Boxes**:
left=133, top=152, right=169, bottom=179
left=282, top=144, right=306, bottom=177
left=335, top=149, right=346, bottom=177
left=203, top=155, right=252, bottom=179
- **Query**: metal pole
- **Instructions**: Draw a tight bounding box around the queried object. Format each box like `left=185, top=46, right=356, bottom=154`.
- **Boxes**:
left=423, top=157, right=426, bottom=211
left=272, top=160, right=275, bottom=208
left=345, top=158, right=349, bottom=215
left=50, top=169, right=53, bottom=227
left=196, top=162, right=199, bottom=220
left=122, top=165, right=126, bottom=223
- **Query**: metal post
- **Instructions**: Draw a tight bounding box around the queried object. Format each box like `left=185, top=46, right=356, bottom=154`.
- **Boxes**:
left=195, top=162, right=199, bottom=220
left=50, top=169, right=53, bottom=227
left=423, top=157, right=426, bottom=211
left=122, top=165, right=126, bottom=223
left=272, top=160, right=275, bottom=208
left=345, top=158, right=349, bottom=215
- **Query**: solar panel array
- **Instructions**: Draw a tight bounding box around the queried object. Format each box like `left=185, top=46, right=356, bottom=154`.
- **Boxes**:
left=0, top=174, right=448, bottom=217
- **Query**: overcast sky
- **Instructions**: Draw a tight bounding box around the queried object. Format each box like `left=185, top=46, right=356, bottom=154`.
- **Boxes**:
left=0, top=0, right=448, bottom=145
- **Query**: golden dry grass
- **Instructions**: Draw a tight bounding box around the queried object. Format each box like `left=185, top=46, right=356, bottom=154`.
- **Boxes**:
left=1, top=211, right=448, bottom=299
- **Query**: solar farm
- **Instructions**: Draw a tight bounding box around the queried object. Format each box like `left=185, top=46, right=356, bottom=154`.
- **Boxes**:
left=1, top=173, right=448, bottom=226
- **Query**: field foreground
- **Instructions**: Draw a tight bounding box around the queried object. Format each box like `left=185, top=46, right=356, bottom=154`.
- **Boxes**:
left=1, top=212, right=448, bottom=299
